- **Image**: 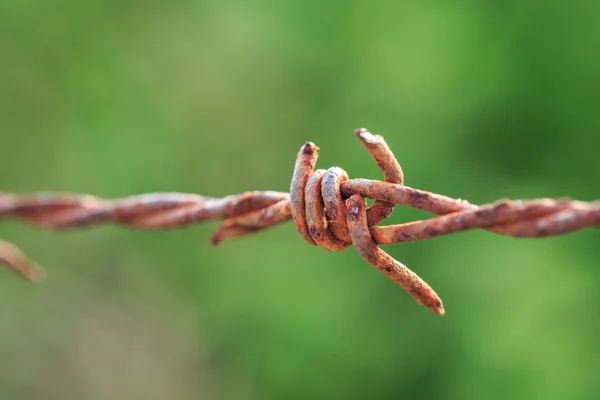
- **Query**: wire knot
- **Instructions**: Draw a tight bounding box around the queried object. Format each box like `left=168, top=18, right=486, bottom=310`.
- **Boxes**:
left=286, top=130, right=445, bottom=314
left=288, top=129, right=403, bottom=251
left=1, top=128, right=599, bottom=316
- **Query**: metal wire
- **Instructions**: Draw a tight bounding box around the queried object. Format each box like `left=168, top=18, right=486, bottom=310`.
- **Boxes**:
left=1, top=129, right=598, bottom=314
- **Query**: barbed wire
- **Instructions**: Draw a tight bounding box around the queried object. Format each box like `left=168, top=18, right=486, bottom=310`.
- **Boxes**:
left=1, top=129, right=598, bottom=314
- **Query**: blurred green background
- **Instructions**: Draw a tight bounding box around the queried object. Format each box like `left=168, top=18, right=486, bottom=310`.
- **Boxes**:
left=1, top=1, right=599, bottom=399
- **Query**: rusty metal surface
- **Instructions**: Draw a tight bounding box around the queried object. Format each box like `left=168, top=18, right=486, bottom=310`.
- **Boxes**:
left=1, top=129, right=598, bottom=314
left=355, top=128, right=404, bottom=225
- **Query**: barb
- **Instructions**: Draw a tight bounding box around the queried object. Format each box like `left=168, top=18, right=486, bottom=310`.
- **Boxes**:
left=1, top=129, right=598, bottom=315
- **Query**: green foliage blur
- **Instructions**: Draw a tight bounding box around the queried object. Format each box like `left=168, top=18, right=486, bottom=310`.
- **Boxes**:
left=1, top=1, right=599, bottom=399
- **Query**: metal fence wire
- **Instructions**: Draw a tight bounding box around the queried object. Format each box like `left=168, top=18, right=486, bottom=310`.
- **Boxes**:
left=1, top=129, right=598, bottom=314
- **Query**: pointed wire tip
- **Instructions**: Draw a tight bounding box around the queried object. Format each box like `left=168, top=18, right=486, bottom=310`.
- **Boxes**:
left=1, top=260, right=47, bottom=283
left=355, top=128, right=372, bottom=140
left=0, top=240, right=47, bottom=283
left=423, top=298, right=445, bottom=316
left=24, top=264, right=47, bottom=283
left=355, top=128, right=383, bottom=144
left=210, top=234, right=223, bottom=246
left=301, top=142, right=319, bottom=155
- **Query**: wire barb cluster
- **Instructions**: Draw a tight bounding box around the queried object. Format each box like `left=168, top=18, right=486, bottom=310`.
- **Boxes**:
left=1, top=129, right=599, bottom=314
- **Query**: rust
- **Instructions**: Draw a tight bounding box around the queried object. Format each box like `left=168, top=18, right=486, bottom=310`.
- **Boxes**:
left=1, top=129, right=598, bottom=315
left=355, top=128, right=404, bottom=225
left=211, top=199, right=291, bottom=245
left=0, top=239, right=45, bottom=282
left=321, top=167, right=351, bottom=243
left=290, top=142, right=320, bottom=246
left=369, top=199, right=578, bottom=244
left=305, top=169, right=350, bottom=251
left=341, top=179, right=476, bottom=215
left=345, top=194, right=444, bottom=315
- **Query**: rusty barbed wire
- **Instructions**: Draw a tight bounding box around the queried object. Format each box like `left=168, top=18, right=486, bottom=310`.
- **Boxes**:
left=1, top=129, right=599, bottom=314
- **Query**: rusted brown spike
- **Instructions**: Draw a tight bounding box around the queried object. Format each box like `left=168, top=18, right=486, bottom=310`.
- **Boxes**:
left=345, top=194, right=444, bottom=315
left=289, top=142, right=320, bottom=246
left=0, top=239, right=46, bottom=282
left=355, top=129, right=404, bottom=226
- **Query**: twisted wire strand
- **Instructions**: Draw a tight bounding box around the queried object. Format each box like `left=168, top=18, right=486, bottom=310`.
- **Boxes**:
left=1, top=129, right=598, bottom=315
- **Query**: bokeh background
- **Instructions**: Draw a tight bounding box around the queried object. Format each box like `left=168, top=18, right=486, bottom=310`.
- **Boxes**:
left=1, top=1, right=599, bottom=399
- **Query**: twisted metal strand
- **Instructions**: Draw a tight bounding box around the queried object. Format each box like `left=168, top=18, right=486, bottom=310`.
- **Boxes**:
left=1, top=129, right=598, bottom=315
